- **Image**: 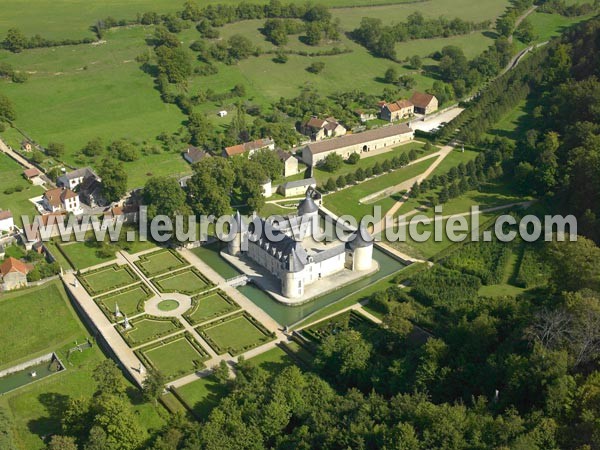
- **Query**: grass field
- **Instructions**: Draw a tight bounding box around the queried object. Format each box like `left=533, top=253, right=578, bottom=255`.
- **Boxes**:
left=247, top=345, right=295, bottom=370
left=173, top=376, right=228, bottom=420
left=95, top=284, right=151, bottom=321
left=325, top=157, right=436, bottom=218
left=199, top=314, right=273, bottom=355
left=140, top=336, right=208, bottom=380
left=0, top=152, right=44, bottom=227
left=135, top=249, right=188, bottom=277
left=79, top=264, right=138, bottom=296
left=152, top=268, right=211, bottom=295
left=190, top=242, right=242, bottom=279
left=527, top=10, right=595, bottom=42
left=186, top=291, right=240, bottom=325
left=57, top=241, right=116, bottom=270
left=0, top=281, right=83, bottom=368
left=124, top=317, right=181, bottom=346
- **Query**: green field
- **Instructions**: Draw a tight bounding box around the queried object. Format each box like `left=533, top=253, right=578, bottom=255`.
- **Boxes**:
left=135, top=249, right=188, bottom=277
left=173, top=376, right=228, bottom=420
left=0, top=152, right=44, bottom=227
left=190, top=243, right=242, bottom=279
left=57, top=241, right=116, bottom=270
left=78, top=264, right=138, bottom=296
left=198, top=314, right=273, bottom=355
left=186, top=292, right=240, bottom=325
left=0, top=281, right=82, bottom=368
left=527, top=10, right=594, bottom=42
left=140, top=336, right=208, bottom=380
left=247, top=345, right=295, bottom=370
left=325, top=157, right=436, bottom=218
left=95, top=284, right=151, bottom=321
left=153, top=268, right=211, bottom=295
left=124, top=317, right=181, bottom=346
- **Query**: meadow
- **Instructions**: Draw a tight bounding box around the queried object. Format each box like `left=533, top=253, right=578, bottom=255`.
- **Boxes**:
left=0, top=153, right=44, bottom=227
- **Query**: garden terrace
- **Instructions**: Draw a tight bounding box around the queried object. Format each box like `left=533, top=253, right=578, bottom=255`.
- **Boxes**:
left=136, top=333, right=209, bottom=381
left=196, top=313, right=275, bottom=356
left=134, top=249, right=189, bottom=277
left=152, top=267, right=213, bottom=295
left=94, top=284, right=152, bottom=323
left=77, top=264, right=139, bottom=296
left=184, top=290, right=241, bottom=325
left=119, top=315, right=182, bottom=347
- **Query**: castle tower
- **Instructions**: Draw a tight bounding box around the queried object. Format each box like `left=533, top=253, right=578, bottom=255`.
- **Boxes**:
left=296, top=192, right=319, bottom=240
left=227, top=210, right=246, bottom=256
left=346, top=226, right=374, bottom=271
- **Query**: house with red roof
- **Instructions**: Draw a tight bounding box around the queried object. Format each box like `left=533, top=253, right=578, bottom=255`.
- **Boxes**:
left=409, top=92, right=439, bottom=115
left=0, top=257, right=32, bottom=291
left=42, top=188, right=81, bottom=215
left=380, top=99, right=415, bottom=122
left=222, top=138, right=275, bottom=158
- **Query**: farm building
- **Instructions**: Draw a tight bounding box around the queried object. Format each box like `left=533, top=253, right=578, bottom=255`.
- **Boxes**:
left=301, top=123, right=414, bottom=167
left=23, top=168, right=43, bottom=186
left=380, top=99, right=414, bottom=122
left=276, top=150, right=300, bottom=177
left=0, top=257, right=32, bottom=291
left=410, top=92, right=439, bottom=115
left=302, top=117, right=346, bottom=141
left=183, top=146, right=211, bottom=165
left=278, top=178, right=317, bottom=197
left=223, top=138, right=275, bottom=158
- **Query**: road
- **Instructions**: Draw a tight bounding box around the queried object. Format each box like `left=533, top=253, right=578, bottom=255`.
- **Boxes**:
left=0, top=136, right=36, bottom=170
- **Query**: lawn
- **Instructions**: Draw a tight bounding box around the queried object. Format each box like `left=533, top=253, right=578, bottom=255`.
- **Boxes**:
left=123, top=316, right=182, bottom=347
left=0, top=344, right=165, bottom=450
left=135, top=249, right=188, bottom=277
left=325, top=157, right=436, bottom=218
left=527, top=10, right=594, bottom=42
left=57, top=241, right=116, bottom=270
left=0, top=281, right=83, bottom=368
left=0, top=27, right=190, bottom=189
left=247, top=346, right=295, bottom=371
left=173, top=376, right=228, bottom=420
left=0, top=152, right=44, bottom=227
left=190, top=242, right=241, bottom=279
left=185, top=291, right=240, bottom=325
left=198, top=314, right=274, bottom=356
left=139, top=335, right=208, bottom=380
left=95, top=284, right=152, bottom=321
left=152, top=268, right=212, bottom=295
left=78, top=264, right=138, bottom=296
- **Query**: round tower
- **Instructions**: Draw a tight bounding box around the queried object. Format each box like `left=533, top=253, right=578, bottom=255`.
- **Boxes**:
left=297, top=192, right=319, bottom=239
left=227, top=211, right=245, bottom=256
left=346, top=226, right=373, bottom=271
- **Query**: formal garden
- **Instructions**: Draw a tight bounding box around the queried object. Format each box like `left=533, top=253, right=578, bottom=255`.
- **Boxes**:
left=134, top=249, right=189, bottom=277
left=77, top=263, right=139, bottom=296
left=137, top=333, right=209, bottom=381
left=301, top=310, right=374, bottom=344
left=119, top=315, right=183, bottom=347
left=196, top=313, right=275, bottom=356
left=184, top=290, right=240, bottom=325
left=152, top=267, right=213, bottom=295
left=94, top=283, right=153, bottom=322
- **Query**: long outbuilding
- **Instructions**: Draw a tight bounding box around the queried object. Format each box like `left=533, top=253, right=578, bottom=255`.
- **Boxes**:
left=301, top=123, right=414, bottom=166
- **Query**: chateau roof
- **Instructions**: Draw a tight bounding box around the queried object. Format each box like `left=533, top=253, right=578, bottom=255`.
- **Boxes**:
left=346, top=226, right=374, bottom=250
left=297, top=194, right=318, bottom=216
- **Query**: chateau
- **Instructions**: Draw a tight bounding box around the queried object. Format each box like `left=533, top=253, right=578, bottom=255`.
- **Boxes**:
left=227, top=194, right=374, bottom=299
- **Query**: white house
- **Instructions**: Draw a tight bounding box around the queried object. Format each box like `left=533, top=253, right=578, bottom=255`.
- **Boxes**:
left=0, top=210, right=15, bottom=233
left=43, top=188, right=81, bottom=214
left=278, top=178, right=317, bottom=197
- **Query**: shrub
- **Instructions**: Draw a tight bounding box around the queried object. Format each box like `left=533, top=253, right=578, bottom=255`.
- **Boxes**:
left=307, top=61, right=325, bottom=74
left=347, top=152, right=360, bottom=164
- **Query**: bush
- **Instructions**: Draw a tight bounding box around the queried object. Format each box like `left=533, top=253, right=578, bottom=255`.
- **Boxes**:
left=321, top=153, right=343, bottom=172
left=347, top=152, right=360, bottom=164
left=306, top=61, right=325, bottom=74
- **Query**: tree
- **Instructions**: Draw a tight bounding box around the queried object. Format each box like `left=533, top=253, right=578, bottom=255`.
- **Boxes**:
left=45, top=142, right=65, bottom=158
left=516, top=18, right=536, bottom=44
left=321, top=152, right=343, bottom=172
left=227, top=34, right=254, bottom=61
left=325, top=177, right=337, bottom=192
left=383, top=302, right=416, bottom=339
left=372, top=162, right=383, bottom=175
left=410, top=54, right=422, bottom=69
left=408, top=148, right=418, bottom=161
left=315, top=329, right=372, bottom=383
left=336, top=175, right=346, bottom=188
left=411, top=181, right=420, bottom=197
left=382, top=159, right=392, bottom=172
left=399, top=152, right=410, bottom=166
left=155, top=45, right=192, bottom=84
left=143, top=368, right=166, bottom=405
left=143, top=176, right=189, bottom=222
left=347, top=152, right=360, bottom=165
left=304, top=22, right=322, bottom=46
left=109, top=139, right=139, bottom=162
left=307, top=61, right=325, bottom=74
left=187, top=112, right=212, bottom=147
left=82, top=137, right=104, bottom=157
left=84, top=426, right=108, bottom=450
left=93, top=360, right=127, bottom=397
left=384, top=67, right=398, bottom=84
left=355, top=167, right=365, bottom=182
left=250, top=149, right=283, bottom=180
left=186, top=157, right=235, bottom=217
left=98, top=158, right=128, bottom=202
left=212, top=360, right=230, bottom=384
left=3, top=28, right=26, bottom=53
left=0, top=93, right=17, bottom=123
left=0, top=407, right=17, bottom=450
left=47, top=435, right=78, bottom=450
left=91, top=394, right=146, bottom=450
left=548, top=237, right=600, bottom=292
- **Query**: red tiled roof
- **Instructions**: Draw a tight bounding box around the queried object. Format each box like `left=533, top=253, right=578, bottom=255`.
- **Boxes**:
left=396, top=99, right=413, bottom=109
left=410, top=92, right=436, bottom=108
left=224, top=138, right=274, bottom=157
left=0, top=210, right=12, bottom=220
left=0, top=257, right=31, bottom=276
left=23, top=168, right=41, bottom=178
